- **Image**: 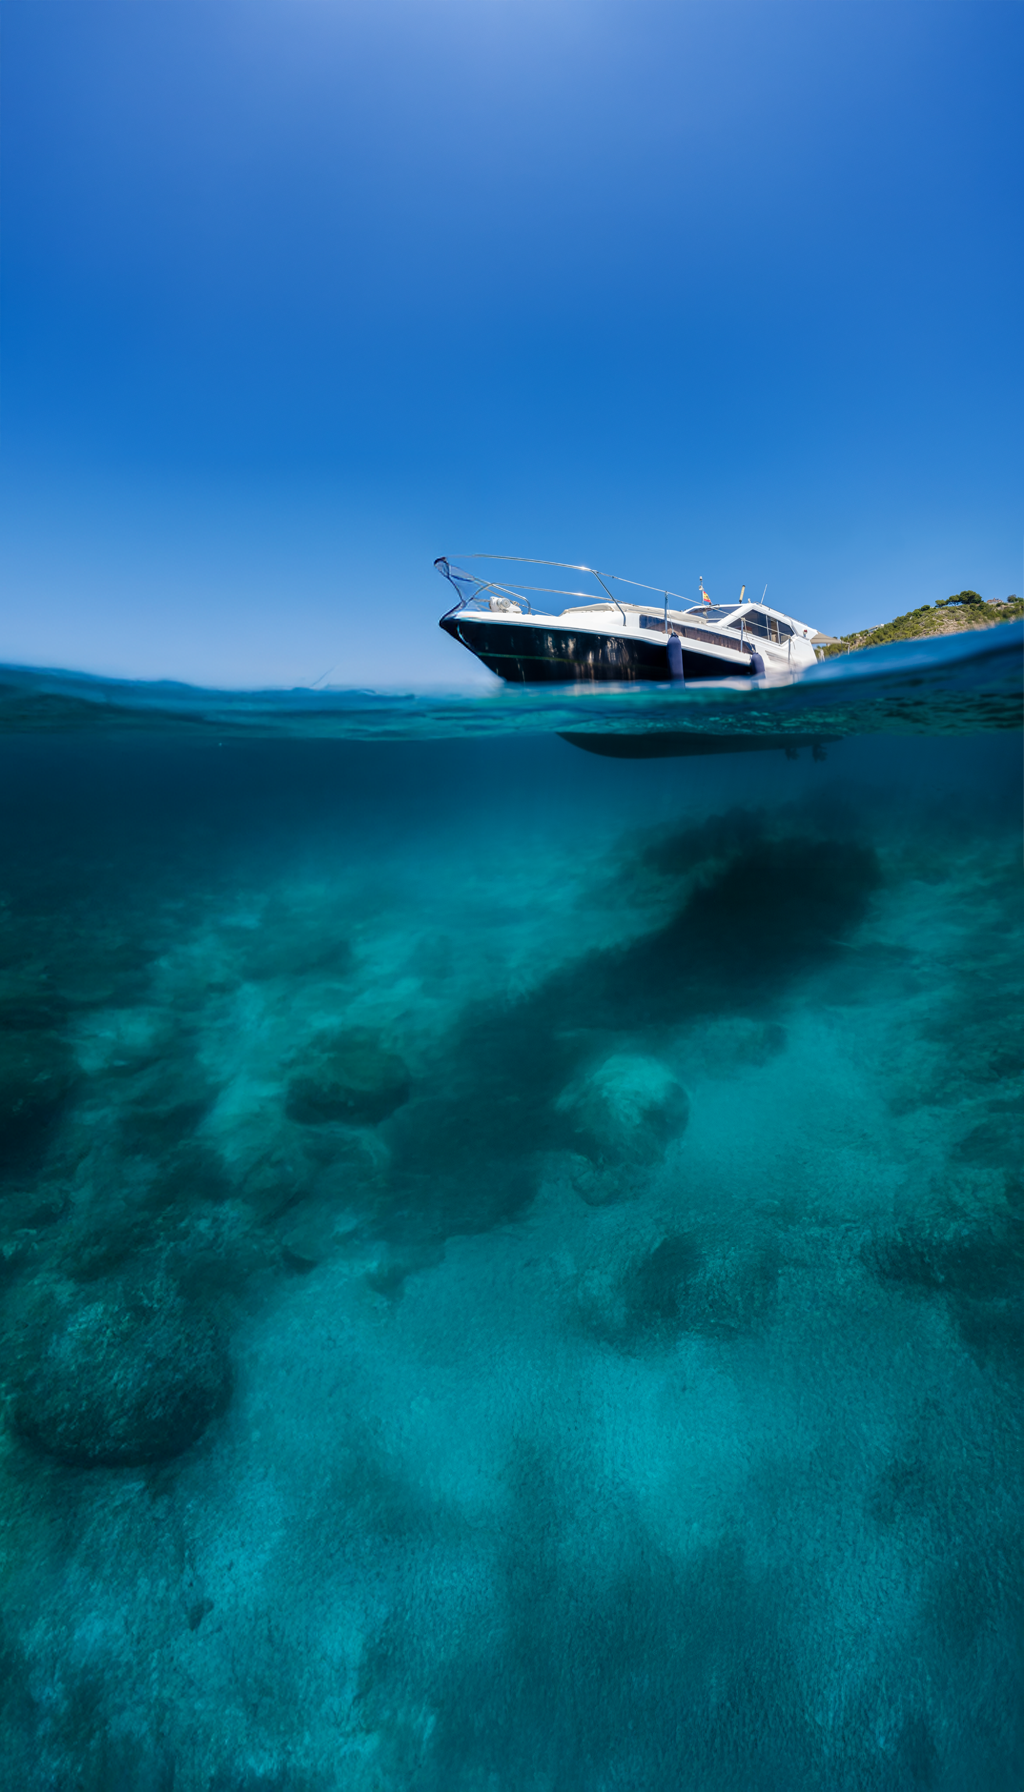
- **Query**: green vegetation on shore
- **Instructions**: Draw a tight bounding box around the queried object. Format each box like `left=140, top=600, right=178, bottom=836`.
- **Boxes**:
left=824, top=590, right=1024, bottom=656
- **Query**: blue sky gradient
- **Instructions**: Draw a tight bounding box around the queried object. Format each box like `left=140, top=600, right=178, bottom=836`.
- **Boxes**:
left=2, top=0, right=1020, bottom=685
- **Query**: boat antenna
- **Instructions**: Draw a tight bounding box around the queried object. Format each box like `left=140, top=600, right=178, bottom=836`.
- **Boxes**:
left=761, top=585, right=768, bottom=605
left=738, top=584, right=746, bottom=604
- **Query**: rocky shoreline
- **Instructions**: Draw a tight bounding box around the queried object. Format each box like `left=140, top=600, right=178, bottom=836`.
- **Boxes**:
left=826, top=590, right=1023, bottom=656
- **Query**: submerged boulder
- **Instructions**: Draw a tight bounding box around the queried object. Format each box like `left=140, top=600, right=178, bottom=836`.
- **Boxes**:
left=286, top=1028, right=410, bottom=1126
left=10, top=1277, right=231, bottom=1467
left=554, top=1053, right=689, bottom=1170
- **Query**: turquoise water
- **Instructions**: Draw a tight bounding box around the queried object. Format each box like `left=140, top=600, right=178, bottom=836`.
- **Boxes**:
left=0, top=626, right=1021, bottom=1790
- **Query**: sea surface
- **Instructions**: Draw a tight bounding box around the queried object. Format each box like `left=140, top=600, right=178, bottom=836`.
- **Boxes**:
left=1, top=625, right=1021, bottom=1791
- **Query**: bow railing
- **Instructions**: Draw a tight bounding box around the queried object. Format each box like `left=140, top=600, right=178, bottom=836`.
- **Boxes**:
left=435, top=554, right=692, bottom=629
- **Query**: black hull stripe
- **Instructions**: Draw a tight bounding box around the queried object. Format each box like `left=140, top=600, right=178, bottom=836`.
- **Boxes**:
left=439, top=616, right=755, bottom=684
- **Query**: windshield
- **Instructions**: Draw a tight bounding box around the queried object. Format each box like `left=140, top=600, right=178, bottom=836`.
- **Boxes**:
left=684, top=606, right=737, bottom=622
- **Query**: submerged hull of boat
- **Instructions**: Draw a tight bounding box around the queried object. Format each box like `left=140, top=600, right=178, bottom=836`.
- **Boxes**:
left=439, top=614, right=755, bottom=684
left=559, top=732, right=835, bottom=758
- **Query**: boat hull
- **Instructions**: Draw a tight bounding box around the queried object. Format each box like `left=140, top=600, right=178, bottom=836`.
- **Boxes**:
left=560, top=732, right=836, bottom=759
left=439, top=615, right=756, bottom=683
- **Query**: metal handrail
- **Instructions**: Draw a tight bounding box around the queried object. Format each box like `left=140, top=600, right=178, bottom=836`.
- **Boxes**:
left=435, top=560, right=535, bottom=617
left=435, top=553, right=693, bottom=626
left=463, top=553, right=690, bottom=609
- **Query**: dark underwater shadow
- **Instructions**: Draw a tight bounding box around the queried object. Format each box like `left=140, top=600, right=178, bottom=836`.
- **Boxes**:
left=376, top=822, right=880, bottom=1246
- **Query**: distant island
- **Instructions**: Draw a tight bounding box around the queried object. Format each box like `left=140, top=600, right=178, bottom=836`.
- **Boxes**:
left=824, top=590, right=1023, bottom=657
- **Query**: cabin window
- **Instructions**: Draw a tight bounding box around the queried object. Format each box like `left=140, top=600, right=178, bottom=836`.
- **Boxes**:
left=739, top=610, right=794, bottom=642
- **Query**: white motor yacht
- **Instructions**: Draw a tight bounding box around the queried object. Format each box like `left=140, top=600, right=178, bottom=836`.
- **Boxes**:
left=437, top=555, right=832, bottom=683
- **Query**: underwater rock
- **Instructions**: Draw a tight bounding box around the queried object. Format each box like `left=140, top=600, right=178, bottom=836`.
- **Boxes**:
left=866, top=1213, right=1023, bottom=1302
left=278, top=1203, right=359, bottom=1272
left=554, top=1053, right=688, bottom=1169
left=580, top=1231, right=782, bottom=1349
left=562, top=1153, right=649, bottom=1207
left=865, top=1209, right=1024, bottom=1366
left=0, top=1030, right=76, bottom=1165
left=10, top=1277, right=231, bottom=1466
left=286, top=1028, right=410, bottom=1126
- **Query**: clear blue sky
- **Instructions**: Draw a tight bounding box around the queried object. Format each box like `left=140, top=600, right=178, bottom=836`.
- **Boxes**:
left=1, top=1, right=1020, bottom=686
